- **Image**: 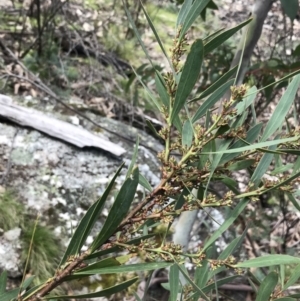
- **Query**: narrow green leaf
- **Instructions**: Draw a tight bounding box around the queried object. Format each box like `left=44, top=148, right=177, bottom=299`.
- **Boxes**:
left=192, top=79, right=234, bottom=122
left=123, top=0, right=154, bottom=67
left=292, top=156, right=300, bottom=173
left=176, top=264, right=210, bottom=301
left=171, top=39, right=204, bottom=122
left=0, top=288, right=19, bottom=301
left=274, top=298, right=297, bottom=301
left=204, top=18, right=252, bottom=55
left=218, top=225, right=249, bottom=260
left=182, top=119, right=194, bottom=147
left=133, top=291, right=143, bottom=301
left=132, top=67, right=161, bottom=110
left=126, top=137, right=139, bottom=179
left=76, top=257, right=121, bottom=275
left=235, top=86, right=258, bottom=116
left=261, top=74, right=300, bottom=142
left=84, top=234, right=155, bottom=260
left=202, top=136, right=300, bottom=154
left=286, top=192, right=300, bottom=212
left=139, top=173, right=152, bottom=191
left=60, top=164, right=124, bottom=266
left=271, top=163, right=294, bottom=175
left=21, top=275, right=36, bottom=290
left=235, top=255, right=300, bottom=268
left=227, top=159, right=255, bottom=171
left=220, top=123, right=263, bottom=164
left=90, top=167, right=139, bottom=252
left=177, top=0, right=211, bottom=40
left=202, top=275, right=238, bottom=293
left=44, top=277, right=138, bottom=299
left=74, top=262, right=172, bottom=275
left=155, top=72, right=169, bottom=107
left=195, top=260, right=209, bottom=289
left=0, top=271, right=7, bottom=294
left=203, top=198, right=249, bottom=251
left=264, top=170, right=300, bottom=194
left=283, top=264, right=300, bottom=290
left=174, top=115, right=183, bottom=133
left=251, top=144, right=277, bottom=188
left=169, top=264, right=181, bottom=301
left=176, top=0, right=193, bottom=32
left=220, top=176, right=239, bottom=194
left=256, top=272, right=278, bottom=301
left=190, top=66, right=237, bottom=102
left=146, top=119, right=160, bottom=138
left=140, top=3, right=171, bottom=67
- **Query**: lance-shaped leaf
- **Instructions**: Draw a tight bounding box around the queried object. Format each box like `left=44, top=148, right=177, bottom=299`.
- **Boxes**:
left=283, top=263, right=300, bottom=290
left=261, top=74, right=300, bottom=142
left=204, top=18, right=252, bottom=55
left=182, top=119, right=194, bottom=147
left=256, top=272, right=278, bottom=301
left=169, top=264, right=181, bottom=301
left=171, top=39, right=204, bottom=123
left=43, top=277, right=138, bottom=299
left=235, top=255, right=300, bottom=268
left=203, top=198, right=249, bottom=252
left=90, top=167, right=139, bottom=252
left=140, top=3, right=172, bottom=69
left=73, top=262, right=172, bottom=276
left=59, top=164, right=124, bottom=266
left=0, top=271, right=7, bottom=294
left=220, top=123, right=263, bottom=164
left=192, top=79, right=234, bottom=122
left=155, top=72, right=170, bottom=108
left=218, top=225, right=249, bottom=260
left=202, top=136, right=300, bottom=155
left=177, top=264, right=209, bottom=301
left=139, top=173, right=152, bottom=191
left=251, top=144, right=277, bottom=188
left=194, top=260, right=209, bottom=289
left=201, top=275, right=238, bottom=293
left=177, top=0, right=211, bottom=40
left=85, top=233, right=155, bottom=260
left=190, top=65, right=238, bottom=102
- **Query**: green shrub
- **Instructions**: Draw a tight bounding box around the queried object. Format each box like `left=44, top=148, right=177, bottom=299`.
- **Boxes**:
left=1, top=1, right=300, bottom=301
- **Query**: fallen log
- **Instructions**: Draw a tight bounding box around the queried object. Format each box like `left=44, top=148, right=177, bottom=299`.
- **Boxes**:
left=0, top=94, right=126, bottom=157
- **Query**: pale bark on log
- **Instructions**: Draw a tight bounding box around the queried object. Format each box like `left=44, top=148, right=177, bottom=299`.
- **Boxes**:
left=0, top=94, right=126, bottom=156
